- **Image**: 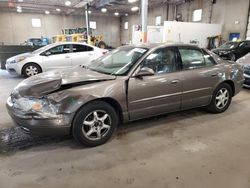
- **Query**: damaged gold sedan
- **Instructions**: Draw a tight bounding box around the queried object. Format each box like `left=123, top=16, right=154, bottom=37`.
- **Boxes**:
left=6, top=44, right=244, bottom=147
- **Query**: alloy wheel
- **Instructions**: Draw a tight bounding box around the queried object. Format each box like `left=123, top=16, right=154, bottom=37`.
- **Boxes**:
left=82, top=110, right=111, bottom=141
left=215, top=88, right=229, bottom=109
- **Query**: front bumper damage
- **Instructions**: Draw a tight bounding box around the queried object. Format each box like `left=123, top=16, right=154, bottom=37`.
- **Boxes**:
left=6, top=96, right=73, bottom=135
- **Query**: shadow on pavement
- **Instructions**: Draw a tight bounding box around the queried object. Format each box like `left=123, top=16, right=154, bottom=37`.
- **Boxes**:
left=0, top=127, right=71, bottom=155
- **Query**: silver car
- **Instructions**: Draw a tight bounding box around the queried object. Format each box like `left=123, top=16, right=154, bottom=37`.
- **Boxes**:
left=6, top=44, right=244, bottom=147
left=236, top=52, right=250, bottom=88
left=5, top=42, right=108, bottom=77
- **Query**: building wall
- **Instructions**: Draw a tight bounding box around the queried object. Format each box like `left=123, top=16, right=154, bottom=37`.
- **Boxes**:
left=0, top=0, right=249, bottom=47
left=121, top=0, right=250, bottom=45
left=177, top=0, right=250, bottom=40
left=0, top=12, right=121, bottom=47
left=121, top=4, right=175, bottom=45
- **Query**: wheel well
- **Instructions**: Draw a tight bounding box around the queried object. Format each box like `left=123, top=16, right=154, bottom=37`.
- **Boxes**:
left=95, top=98, right=123, bottom=124
left=222, top=80, right=235, bottom=96
left=21, top=62, right=42, bottom=75
left=73, top=97, right=123, bottom=125
left=70, top=97, right=123, bottom=135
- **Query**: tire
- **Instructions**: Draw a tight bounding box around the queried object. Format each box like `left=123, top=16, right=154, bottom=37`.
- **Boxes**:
left=229, top=53, right=236, bottom=61
left=23, top=63, right=42, bottom=77
left=97, top=41, right=107, bottom=49
left=72, top=101, right=118, bottom=147
left=206, top=83, right=232, bottom=113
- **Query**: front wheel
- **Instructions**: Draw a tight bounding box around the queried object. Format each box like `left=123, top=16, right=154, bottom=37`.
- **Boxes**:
left=206, top=83, right=232, bottom=113
left=72, top=101, right=118, bottom=147
left=23, top=63, right=42, bottom=77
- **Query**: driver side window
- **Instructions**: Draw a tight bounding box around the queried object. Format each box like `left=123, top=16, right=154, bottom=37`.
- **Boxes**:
left=141, top=48, right=177, bottom=74
left=45, top=44, right=71, bottom=56
left=241, top=41, right=250, bottom=48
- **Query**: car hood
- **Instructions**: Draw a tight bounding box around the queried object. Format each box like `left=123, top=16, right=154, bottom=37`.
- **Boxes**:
left=14, top=67, right=116, bottom=97
left=7, top=52, right=34, bottom=62
left=212, top=48, right=234, bottom=53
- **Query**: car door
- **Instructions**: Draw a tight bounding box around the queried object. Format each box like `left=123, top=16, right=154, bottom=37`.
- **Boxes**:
left=179, top=47, right=221, bottom=110
left=128, top=47, right=182, bottom=120
left=71, top=44, right=95, bottom=66
left=41, top=44, right=72, bottom=71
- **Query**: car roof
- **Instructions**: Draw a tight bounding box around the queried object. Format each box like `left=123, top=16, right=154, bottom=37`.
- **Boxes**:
left=49, top=42, right=96, bottom=48
left=124, top=43, right=199, bottom=50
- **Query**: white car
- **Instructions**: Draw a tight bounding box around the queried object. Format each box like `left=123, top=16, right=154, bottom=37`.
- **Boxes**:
left=5, top=42, right=108, bottom=77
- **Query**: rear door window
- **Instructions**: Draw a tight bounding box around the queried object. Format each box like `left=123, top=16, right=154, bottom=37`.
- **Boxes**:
left=202, top=49, right=217, bottom=66
left=179, top=48, right=206, bottom=70
left=72, top=44, right=93, bottom=52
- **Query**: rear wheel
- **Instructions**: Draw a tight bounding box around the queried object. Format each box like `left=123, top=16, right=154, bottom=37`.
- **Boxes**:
left=206, top=83, right=232, bottom=113
left=72, top=101, right=118, bottom=147
left=23, top=63, right=42, bottom=77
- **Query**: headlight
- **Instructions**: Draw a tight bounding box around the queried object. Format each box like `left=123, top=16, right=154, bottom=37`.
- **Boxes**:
left=242, top=64, right=250, bottom=75
left=242, top=64, right=250, bottom=70
left=242, top=64, right=250, bottom=68
left=8, top=60, right=16, bottom=64
left=16, top=57, right=27, bottom=63
left=14, top=97, right=58, bottom=114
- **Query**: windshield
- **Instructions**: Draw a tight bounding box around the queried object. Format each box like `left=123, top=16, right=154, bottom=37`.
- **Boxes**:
left=219, top=42, right=238, bottom=49
left=87, top=46, right=148, bottom=76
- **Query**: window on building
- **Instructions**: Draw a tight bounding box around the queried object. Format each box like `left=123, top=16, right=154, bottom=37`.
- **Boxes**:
left=31, top=18, right=41, bottom=28
left=124, top=22, right=128, bottom=30
left=90, top=21, right=96, bottom=29
left=155, top=16, right=161, bottom=26
left=192, top=9, right=202, bottom=22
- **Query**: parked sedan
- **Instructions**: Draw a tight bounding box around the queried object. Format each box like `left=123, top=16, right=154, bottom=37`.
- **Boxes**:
left=212, top=40, right=250, bottom=61
left=5, top=42, right=108, bottom=77
left=236, top=52, right=250, bottom=88
left=6, top=44, right=244, bottom=147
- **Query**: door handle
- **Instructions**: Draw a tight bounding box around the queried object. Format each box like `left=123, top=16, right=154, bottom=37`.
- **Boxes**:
left=211, top=73, right=218, bottom=77
left=171, top=79, right=179, bottom=84
left=88, top=53, right=94, bottom=56
left=65, top=56, right=70, bottom=58
left=211, top=72, right=222, bottom=77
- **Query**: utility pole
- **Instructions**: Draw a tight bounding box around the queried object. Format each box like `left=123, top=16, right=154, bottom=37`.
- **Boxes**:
left=85, top=4, right=90, bottom=44
left=141, top=0, right=148, bottom=43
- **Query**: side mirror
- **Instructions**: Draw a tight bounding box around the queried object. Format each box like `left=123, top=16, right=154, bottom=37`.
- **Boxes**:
left=135, top=67, right=155, bottom=78
left=44, top=51, right=51, bottom=56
